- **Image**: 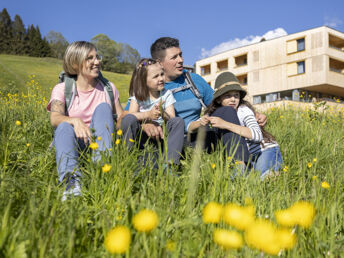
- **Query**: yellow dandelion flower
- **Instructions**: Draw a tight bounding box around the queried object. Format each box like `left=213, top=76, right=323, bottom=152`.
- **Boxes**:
left=283, top=166, right=289, bottom=172
left=117, top=129, right=123, bottom=136
left=290, top=201, right=315, bottom=228
left=280, top=115, right=284, bottom=118
left=202, top=202, right=223, bottom=224
left=26, top=143, right=30, bottom=147
left=276, top=201, right=315, bottom=228
left=213, top=229, right=243, bottom=249
left=227, top=156, right=232, bottom=161
left=108, top=148, right=112, bottom=151
left=129, top=138, right=135, bottom=143
left=211, top=163, right=216, bottom=169
left=97, top=136, right=102, bottom=141
left=312, top=175, right=317, bottom=180
left=321, top=181, right=330, bottom=189
left=132, top=209, right=158, bottom=232
left=276, top=228, right=296, bottom=250
left=245, top=219, right=281, bottom=255
left=115, top=139, right=121, bottom=145
left=223, top=203, right=255, bottom=230
left=89, top=142, right=99, bottom=150
left=307, top=162, right=312, bottom=168
left=15, top=120, right=21, bottom=126
left=313, top=158, right=317, bottom=163
left=166, top=240, right=176, bottom=251
left=275, top=209, right=296, bottom=227
left=102, top=164, right=112, bottom=173
left=104, top=226, right=131, bottom=254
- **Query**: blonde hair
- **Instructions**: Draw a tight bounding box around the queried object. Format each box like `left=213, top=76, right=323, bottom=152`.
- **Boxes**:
left=63, top=41, right=96, bottom=76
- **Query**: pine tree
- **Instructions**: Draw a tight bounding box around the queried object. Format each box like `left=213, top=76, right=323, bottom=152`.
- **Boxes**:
left=12, top=14, right=26, bottom=55
left=0, top=8, right=13, bottom=54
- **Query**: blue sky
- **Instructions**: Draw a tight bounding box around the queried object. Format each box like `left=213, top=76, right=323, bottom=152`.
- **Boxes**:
left=1, top=0, right=344, bottom=65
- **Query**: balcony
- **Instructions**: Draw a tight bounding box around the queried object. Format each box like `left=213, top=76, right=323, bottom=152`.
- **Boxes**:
left=329, top=34, right=344, bottom=52
left=235, top=54, right=247, bottom=67
left=217, top=59, right=228, bottom=72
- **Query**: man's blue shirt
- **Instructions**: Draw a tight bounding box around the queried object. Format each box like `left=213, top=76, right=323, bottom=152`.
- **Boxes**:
left=164, top=71, right=213, bottom=132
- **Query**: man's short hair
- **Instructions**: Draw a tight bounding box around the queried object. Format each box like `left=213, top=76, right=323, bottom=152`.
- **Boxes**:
left=150, top=37, right=180, bottom=60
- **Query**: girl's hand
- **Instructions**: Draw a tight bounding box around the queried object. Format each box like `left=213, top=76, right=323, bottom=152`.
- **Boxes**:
left=208, top=116, right=227, bottom=129
left=148, top=104, right=161, bottom=120
left=200, top=115, right=210, bottom=126
left=71, top=118, right=92, bottom=144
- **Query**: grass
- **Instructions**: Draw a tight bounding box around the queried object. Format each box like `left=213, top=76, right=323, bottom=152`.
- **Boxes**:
left=0, top=67, right=344, bottom=257
left=0, top=55, right=131, bottom=103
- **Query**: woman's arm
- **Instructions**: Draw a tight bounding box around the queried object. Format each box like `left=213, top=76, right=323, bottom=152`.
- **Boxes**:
left=128, top=99, right=160, bottom=121
left=50, top=99, right=91, bottom=144
left=114, top=99, right=123, bottom=118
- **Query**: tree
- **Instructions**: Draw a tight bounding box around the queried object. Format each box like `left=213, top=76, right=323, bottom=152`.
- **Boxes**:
left=12, top=14, right=26, bottom=55
left=91, top=34, right=121, bottom=72
left=118, top=43, right=140, bottom=66
left=46, top=30, right=69, bottom=59
left=0, top=8, right=13, bottom=53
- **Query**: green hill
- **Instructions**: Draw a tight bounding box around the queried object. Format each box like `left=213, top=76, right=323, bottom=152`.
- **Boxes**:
left=0, top=54, right=131, bottom=103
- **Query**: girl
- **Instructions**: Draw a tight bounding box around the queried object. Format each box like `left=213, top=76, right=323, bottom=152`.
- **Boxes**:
left=47, top=41, right=123, bottom=200
left=121, top=58, right=184, bottom=166
left=197, top=71, right=282, bottom=179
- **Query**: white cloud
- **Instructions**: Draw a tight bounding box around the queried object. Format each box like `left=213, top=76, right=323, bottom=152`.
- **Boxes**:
left=324, top=16, right=343, bottom=28
left=200, top=28, right=288, bottom=58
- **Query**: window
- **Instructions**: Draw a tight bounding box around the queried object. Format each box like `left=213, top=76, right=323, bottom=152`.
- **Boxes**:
left=287, top=60, right=305, bottom=76
left=216, top=60, right=228, bottom=72
left=287, top=37, right=305, bottom=54
left=235, top=54, right=247, bottom=67
left=297, top=38, right=305, bottom=51
left=297, top=61, right=305, bottom=74
left=201, top=64, right=211, bottom=75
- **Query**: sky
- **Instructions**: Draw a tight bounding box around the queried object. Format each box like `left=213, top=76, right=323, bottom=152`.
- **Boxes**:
left=1, top=0, right=344, bottom=65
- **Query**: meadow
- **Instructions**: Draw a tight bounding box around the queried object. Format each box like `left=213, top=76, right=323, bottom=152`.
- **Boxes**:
left=0, top=55, right=344, bottom=257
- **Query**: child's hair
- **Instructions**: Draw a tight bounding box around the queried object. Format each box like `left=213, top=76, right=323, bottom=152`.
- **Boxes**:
left=205, top=94, right=276, bottom=144
left=129, top=58, right=158, bottom=102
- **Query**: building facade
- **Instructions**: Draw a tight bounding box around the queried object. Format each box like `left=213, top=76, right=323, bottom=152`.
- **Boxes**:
left=195, top=26, right=344, bottom=104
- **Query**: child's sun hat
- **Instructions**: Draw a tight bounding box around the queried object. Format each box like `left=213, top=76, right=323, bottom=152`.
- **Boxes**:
left=213, top=71, right=247, bottom=99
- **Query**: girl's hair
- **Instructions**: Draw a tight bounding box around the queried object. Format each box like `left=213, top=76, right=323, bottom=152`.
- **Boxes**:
left=129, top=58, right=158, bottom=102
left=205, top=94, right=276, bottom=143
left=63, top=41, right=96, bottom=76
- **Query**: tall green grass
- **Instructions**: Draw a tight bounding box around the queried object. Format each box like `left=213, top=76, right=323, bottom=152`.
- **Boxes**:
left=0, top=75, right=343, bottom=257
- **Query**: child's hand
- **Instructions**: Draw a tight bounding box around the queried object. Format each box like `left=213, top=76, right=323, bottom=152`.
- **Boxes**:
left=200, top=115, right=210, bottom=126
left=208, top=116, right=227, bottom=129
left=148, top=105, right=161, bottom=120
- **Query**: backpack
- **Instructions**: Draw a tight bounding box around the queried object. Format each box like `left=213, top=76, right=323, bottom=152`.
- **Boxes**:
left=58, top=71, right=115, bottom=115
left=170, top=71, right=207, bottom=109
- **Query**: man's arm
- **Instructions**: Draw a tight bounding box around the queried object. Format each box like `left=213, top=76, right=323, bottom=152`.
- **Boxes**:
left=255, top=112, right=267, bottom=127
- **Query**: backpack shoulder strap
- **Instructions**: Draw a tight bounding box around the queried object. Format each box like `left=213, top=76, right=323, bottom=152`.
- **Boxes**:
left=98, top=72, right=114, bottom=109
left=184, top=71, right=207, bottom=109
left=60, top=71, right=77, bottom=115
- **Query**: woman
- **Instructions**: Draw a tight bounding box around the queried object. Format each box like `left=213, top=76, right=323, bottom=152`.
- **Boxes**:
left=47, top=41, right=123, bottom=200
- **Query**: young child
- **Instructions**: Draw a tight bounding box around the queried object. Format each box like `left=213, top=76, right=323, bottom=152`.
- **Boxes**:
left=202, top=71, right=283, bottom=179
left=124, top=58, right=184, bottom=166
